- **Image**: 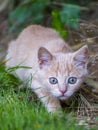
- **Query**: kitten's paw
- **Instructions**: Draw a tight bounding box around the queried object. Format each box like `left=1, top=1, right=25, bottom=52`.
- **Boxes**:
left=47, top=105, right=62, bottom=115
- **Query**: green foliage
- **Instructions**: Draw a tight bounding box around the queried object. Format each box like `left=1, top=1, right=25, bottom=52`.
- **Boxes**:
left=0, top=63, right=21, bottom=89
left=52, top=10, right=68, bottom=38
left=60, top=4, right=80, bottom=29
left=0, top=85, right=86, bottom=130
left=51, top=3, right=80, bottom=38
left=8, top=0, right=81, bottom=38
left=9, top=0, right=48, bottom=32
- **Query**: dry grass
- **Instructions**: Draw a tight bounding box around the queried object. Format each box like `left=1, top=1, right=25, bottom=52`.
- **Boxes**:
left=63, top=20, right=98, bottom=127
left=67, top=26, right=98, bottom=127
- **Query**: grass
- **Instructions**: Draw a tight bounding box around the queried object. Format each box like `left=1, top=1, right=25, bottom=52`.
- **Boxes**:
left=0, top=62, right=97, bottom=130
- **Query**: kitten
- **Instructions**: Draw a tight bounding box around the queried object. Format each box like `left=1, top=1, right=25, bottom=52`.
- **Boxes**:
left=6, top=25, right=89, bottom=113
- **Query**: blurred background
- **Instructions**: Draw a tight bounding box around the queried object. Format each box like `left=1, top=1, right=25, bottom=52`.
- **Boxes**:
left=0, top=0, right=98, bottom=78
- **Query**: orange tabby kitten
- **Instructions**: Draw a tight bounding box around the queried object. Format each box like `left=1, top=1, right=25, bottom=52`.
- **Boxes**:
left=6, top=25, right=88, bottom=113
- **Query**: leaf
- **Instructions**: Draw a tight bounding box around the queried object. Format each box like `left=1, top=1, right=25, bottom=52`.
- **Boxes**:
left=8, top=0, right=47, bottom=32
left=60, top=4, right=80, bottom=29
left=9, top=5, right=30, bottom=31
left=52, top=10, right=68, bottom=38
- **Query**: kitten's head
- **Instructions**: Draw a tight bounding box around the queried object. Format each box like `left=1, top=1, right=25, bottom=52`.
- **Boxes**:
left=37, top=45, right=89, bottom=100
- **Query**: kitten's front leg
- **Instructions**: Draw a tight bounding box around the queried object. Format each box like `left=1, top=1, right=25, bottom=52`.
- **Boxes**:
left=31, top=81, right=62, bottom=113
left=41, top=93, right=62, bottom=113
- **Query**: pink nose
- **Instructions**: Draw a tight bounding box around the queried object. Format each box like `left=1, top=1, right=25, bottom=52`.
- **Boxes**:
left=59, top=89, right=67, bottom=95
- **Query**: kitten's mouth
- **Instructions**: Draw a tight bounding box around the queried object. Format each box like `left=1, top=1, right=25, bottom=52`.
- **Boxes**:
left=57, top=95, right=68, bottom=100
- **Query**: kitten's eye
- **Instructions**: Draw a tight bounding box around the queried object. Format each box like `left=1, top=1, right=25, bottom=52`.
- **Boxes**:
left=49, top=77, right=58, bottom=84
left=68, top=77, right=77, bottom=84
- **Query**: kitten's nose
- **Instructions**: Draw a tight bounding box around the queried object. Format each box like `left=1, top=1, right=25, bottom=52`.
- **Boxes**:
left=59, top=89, right=67, bottom=95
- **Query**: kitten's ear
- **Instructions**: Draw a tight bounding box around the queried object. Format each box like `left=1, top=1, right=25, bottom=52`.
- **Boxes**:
left=38, top=47, right=53, bottom=69
left=73, top=45, right=89, bottom=68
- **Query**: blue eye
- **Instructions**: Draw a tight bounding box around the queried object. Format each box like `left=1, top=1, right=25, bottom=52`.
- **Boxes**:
left=68, top=77, right=77, bottom=84
left=49, top=77, right=58, bottom=84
